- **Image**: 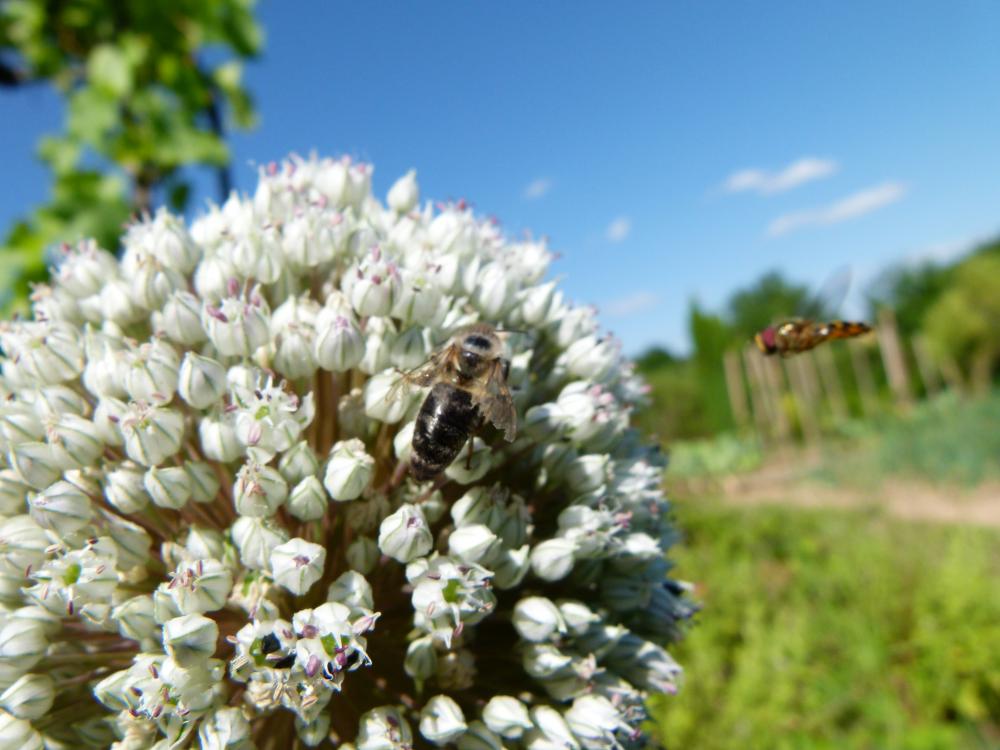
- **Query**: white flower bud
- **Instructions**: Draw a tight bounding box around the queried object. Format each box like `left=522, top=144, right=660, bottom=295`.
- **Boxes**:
left=0, top=404, right=44, bottom=448
left=0, top=472, right=27, bottom=516
left=270, top=295, right=320, bottom=379
left=278, top=441, right=319, bottom=485
left=561, top=335, right=619, bottom=383
left=350, top=250, right=402, bottom=317
left=199, top=413, right=242, bottom=463
left=0, top=674, right=53, bottom=720
left=54, top=239, right=118, bottom=297
left=162, top=614, right=218, bottom=667
left=326, top=570, right=375, bottom=611
left=143, top=466, right=192, bottom=510
left=314, top=309, right=364, bottom=372
left=231, top=516, right=288, bottom=571
left=387, top=169, right=419, bottom=213
left=346, top=536, right=379, bottom=575
left=565, top=454, right=610, bottom=493
left=104, top=462, right=150, bottom=514
left=0, top=617, right=47, bottom=666
left=178, top=352, right=227, bottom=409
left=362, top=370, right=411, bottom=424
left=198, top=706, right=252, bottom=750
left=99, top=278, right=144, bottom=326
left=270, top=538, right=325, bottom=595
left=92, top=397, right=126, bottom=446
left=120, top=404, right=184, bottom=467
left=526, top=706, right=580, bottom=750
left=456, top=721, right=504, bottom=750
left=391, top=273, right=443, bottom=327
left=448, top=524, right=499, bottom=564
left=519, top=281, right=557, bottom=326
left=566, top=695, right=629, bottom=747
left=126, top=209, right=201, bottom=273
left=483, top=696, right=533, bottom=739
left=420, top=694, right=467, bottom=746
left=7, top=442, right=60, bottom=490
left=445, top=437, right=491, bottom=484
left=203, top=292, right=271, bottom=358
left=297, top=715, right=330, bottom=747
left=492, top=545, right=531, bottom=590
left=474, top=263, right=513, bottom=320
left=0, top=710, right=42, bottom=750
left=390, top=326, right=432, bottom=370
left=157, top=291, right=207, bottom=346
left=123, top=340, right=180, bottom=404
left=233, top=462, right=288, bottom=517
left=0, top=517, right=48, bottom=577
left=402, top=636, right=437, bottom=683
left=322, top=439, right=374, bottom=501
left=530, top=538, right=577, bottom=582
left=46, top=413, right=103, bottom=470
left=186, top=461, right=221, bottom=504
left=512, top=597, right=565, bottom=643
left=27, top=480, right=93, bottom=536
left=357, top=706, right=413, bottom=750
left=287, top=476, right=327, bottom=521
left=112, top=595, right=157, bottom=643
left=378, top=504, right=432, bottom=563
left=164, top=558, right=233, bottom=615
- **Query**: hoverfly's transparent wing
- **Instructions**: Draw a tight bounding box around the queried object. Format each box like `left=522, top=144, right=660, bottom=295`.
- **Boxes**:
left=800, top=266, right=852, bottom=320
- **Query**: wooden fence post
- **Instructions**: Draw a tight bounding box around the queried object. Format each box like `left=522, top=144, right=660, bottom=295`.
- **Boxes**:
left=910, top=335, right=941, bottom=397
left=742, top=347, right=775, bottom=442
left=876, top=308, right=912, bottom=408
left=723, top=350, right=750, bottom=431
left=848, top=339, right=879, bottom=417
left=785, top=355, right=821, bottom=445
left=811, top=347, right=848, bottom=423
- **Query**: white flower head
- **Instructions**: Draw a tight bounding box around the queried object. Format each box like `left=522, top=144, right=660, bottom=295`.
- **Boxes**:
left=0, top=153, right=689, bottom=748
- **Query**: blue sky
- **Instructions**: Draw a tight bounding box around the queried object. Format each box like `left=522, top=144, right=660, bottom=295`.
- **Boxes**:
left=3, top=1, right=1000, bottom=353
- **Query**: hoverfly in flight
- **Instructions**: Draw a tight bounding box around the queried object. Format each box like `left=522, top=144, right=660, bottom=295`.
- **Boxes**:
left=753, top=269, right=872, bottom=357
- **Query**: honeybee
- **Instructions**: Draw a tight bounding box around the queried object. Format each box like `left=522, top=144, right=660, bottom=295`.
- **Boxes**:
left=755, top=319, right=872, bottom=356
left=392, top=323, right=516, bottom=480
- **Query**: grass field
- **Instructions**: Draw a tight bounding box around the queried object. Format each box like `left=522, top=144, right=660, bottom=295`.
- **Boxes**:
left=648, top=498, right=1000, bottom=749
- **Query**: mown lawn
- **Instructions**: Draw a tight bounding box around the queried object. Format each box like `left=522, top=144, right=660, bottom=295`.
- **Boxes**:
left=648, top=498, right=1000, bottom=750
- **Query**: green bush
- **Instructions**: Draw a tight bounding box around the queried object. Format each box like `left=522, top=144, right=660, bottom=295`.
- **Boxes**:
left=649, top=500, right=1000, bottom=749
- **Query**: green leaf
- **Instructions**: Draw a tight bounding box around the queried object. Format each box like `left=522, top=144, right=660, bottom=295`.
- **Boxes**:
left=67, top=87, right=119, bottom=145
left=87, top=43, right=133, bottom=97
left=36, top=135, right=82, bottom=174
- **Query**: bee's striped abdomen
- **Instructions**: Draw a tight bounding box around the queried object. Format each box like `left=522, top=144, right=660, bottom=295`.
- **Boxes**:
left=410, top=383, right=481, bottom=480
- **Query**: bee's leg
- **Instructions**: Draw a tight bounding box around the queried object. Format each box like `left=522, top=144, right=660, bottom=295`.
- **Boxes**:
left=465, top=436, right=475, bottom=469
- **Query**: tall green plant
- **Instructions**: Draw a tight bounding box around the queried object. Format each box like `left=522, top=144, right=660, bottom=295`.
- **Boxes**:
left=0, top=0, right=261, bottom=309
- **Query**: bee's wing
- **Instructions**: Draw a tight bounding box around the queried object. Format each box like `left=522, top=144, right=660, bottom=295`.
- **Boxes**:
left=473, top=358, right=517, bottom=442
left=384, top=348, right=451, bottom=402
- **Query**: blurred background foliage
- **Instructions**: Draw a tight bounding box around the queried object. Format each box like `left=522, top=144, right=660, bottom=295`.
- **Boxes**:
left=3, top=4, right=1000, bottom=747
left=0, top=0, right=260, bottom=310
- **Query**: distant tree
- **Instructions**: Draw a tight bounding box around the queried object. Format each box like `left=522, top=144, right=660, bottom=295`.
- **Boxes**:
left=923, top=253, right=1000, bottom=393
left=726, top=270, right=824, bottom=340
left=867, top=261, right=954, bottom=340
left=0, top=0, right=261, bottom=309
left=635, top=345, right=680, bottom=373
left=689, top=301, right=736, bottom=435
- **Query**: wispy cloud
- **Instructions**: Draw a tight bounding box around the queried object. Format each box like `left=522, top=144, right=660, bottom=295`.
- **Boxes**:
left=605, top=291, right=659, bottom=317
left=523, top=177, right=553, bottom=200
left=767, top=181, right=907, bottom=237
left=723, top=157, right=838, bottom=195
left=605, top=216, right=632, bottom=243
left=907, top=229, right=997, bottom=264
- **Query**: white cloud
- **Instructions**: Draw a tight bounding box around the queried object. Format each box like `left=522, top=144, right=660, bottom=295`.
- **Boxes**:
left=605, top=216, right=632, bottom=243
left=604, top=291, right=659, bottom=317
left=767, top=181, right=907, bottom=237
left=522, top=177, right=553, bottom=200
left=723, top=157, right=838, bottom=195
left=907, top=229, right=997, bottom=264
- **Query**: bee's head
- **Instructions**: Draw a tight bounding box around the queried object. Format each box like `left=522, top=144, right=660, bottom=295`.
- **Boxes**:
left=457, top=327, right=501, bottom=376
left=754, top=327, right=778, bottom=355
